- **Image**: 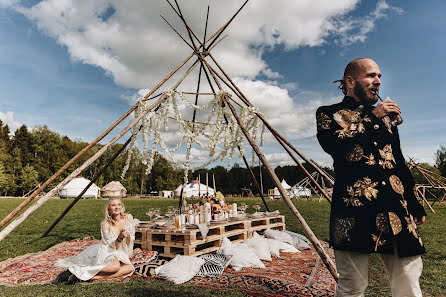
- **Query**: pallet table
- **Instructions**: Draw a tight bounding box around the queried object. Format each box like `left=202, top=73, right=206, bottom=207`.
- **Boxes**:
left=135, top=215, right=285, bottom=258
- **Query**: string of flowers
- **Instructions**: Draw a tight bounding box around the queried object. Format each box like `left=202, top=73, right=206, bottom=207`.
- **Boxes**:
left=121, top=88, right=267, bottom=184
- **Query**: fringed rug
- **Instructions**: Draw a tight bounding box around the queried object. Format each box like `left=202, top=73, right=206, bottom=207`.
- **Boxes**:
left=0, top=237, right=337, bottom=297
left=187, top=241, right=337, bottom=297
left=0, top=237, right=99, bottom=286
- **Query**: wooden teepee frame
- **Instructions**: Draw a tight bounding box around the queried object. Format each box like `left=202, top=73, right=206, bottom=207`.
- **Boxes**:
left=0, top=0, right=338, bottom=280
left=293, top=171, right=334, bottom=202
left=407, top=159, right=446, bottom=213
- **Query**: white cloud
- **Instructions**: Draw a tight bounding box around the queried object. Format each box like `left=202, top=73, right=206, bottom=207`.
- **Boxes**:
left=0, top=111, right=22, bottom=133
left=264, top=152, right=294, bottom=167
left=11, top=0, right=399, bottom=91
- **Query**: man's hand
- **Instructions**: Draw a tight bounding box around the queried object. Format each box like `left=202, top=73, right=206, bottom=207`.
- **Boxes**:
left=372, top=98, right=401, bottom=119
left=414, top=216, right=426, bottom=225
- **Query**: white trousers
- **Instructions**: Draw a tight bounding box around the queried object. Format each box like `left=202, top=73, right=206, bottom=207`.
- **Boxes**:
left=335, top=247, right=423, bottom=297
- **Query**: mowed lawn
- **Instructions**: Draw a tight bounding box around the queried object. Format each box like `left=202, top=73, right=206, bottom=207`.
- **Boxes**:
left=0, top=197, right=445, bottom=297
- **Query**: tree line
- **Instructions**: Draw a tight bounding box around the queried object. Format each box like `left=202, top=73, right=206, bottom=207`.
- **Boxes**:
left=0, top=120, right=445, bottom=196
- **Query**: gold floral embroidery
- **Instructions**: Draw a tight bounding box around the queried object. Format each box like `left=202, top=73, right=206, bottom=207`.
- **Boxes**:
left=382, top=116, right=393, bottom=134
left=345, top=145, right=376, bottom=165
left=365, top=154, right=376, bottom=166
left=405, top=215, right=420, bottom=243
left=388, top=212, right=402, bottom=235
left=353, top=177, right=379, bottom=201
left=376, top=212, right=391, bottom=234
left=343, top=196, right=364, bottom=207
left=389, top=175, right=405, bottom=195
left=372, top=234, right=387, bottom=248
left=333, top=106, right=370, bottom=139
left=317, top=112, right=332, bottom=132
left=378, top=144, right=395, bottom=169
left=333, top=218, right=355, bottom=245
left=345, top=144, right=364, bottom=162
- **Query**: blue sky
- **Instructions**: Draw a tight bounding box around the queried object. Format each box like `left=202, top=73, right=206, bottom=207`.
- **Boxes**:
left=0, top=0, right=445, bottom=169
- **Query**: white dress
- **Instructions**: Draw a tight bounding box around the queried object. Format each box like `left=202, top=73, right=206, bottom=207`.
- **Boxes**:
left=56, top=214, right=138, bottom=281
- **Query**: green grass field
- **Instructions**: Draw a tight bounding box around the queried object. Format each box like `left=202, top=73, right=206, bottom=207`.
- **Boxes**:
left=0, top=197, right=445, bottom=297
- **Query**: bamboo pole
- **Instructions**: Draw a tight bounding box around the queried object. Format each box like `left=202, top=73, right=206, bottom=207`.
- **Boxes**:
left=206, top=53, right=335, bottom=187
left=42, top=134, right=134, bottom=237
left=240, top=152, right=271, bottom=211
left=201, top=61, right=271, bottom=211
left=0, top=52, right=196, bottom=230
left=213, top=173, right=216, bottom=194
left=206, top=172, right=209, bottom=197
left=224, top=96, right=338, bottom=280
left=203, top=61, right=332, bottom=202
left=0, top=58, right=201, bottom=242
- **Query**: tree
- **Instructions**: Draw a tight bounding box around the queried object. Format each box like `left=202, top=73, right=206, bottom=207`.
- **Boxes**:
left=435, top=145, right=446, bottom=177
left=19, top=164, right=39, bottom=196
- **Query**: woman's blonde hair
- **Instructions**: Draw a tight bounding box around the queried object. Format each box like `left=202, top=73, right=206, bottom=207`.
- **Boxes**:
left=104, top=198, right=126, bottom=226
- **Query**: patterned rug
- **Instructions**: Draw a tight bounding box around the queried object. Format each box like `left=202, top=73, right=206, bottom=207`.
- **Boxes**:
left=187, top=241, right=337, bottom=297
left=0, top=237, right=337, bottom=296
left=0, top=237, right=99, bottom=286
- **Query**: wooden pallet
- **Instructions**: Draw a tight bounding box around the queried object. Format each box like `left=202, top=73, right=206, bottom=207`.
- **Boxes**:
left=135, top=215, right=285, bottom=258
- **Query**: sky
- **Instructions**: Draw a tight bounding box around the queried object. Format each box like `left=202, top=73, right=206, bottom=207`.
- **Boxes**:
left=0, top=0, right=445, bottom=171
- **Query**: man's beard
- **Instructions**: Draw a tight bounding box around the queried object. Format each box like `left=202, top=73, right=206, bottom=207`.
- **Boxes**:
left=354, top=82, right=378, bottom=105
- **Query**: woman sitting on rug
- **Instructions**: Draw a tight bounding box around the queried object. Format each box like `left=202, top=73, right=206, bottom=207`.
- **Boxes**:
left=54, top=198, right=136, bottom=284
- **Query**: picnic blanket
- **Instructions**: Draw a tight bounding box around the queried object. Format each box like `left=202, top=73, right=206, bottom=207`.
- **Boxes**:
left=0, top=237, right=337, bottom=296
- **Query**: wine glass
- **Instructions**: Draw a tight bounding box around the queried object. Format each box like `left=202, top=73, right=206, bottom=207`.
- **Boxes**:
left=154, top=208, right=161, bottom=218
left=239, top=203, right=248, bottom=215
left=253, top=203, right=261, bottom=214
left=146, top=208, right=155, bottom=221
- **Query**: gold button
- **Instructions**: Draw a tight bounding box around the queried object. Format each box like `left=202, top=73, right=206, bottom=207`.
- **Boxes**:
left=382, top=181, right=386, bottom=186
left=374, top=124, right=379, bottom=129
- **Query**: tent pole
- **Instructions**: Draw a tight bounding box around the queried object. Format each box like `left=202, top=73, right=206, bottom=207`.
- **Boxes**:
left=41, top=133, right=135, bottom=237
left=224, top=96, right=338, bottom=281
left=203, top=60, right=332, bottom=202
left=0, top=57, right=201, bottom=242
left=0, top=52, right=196, bottom=230
left=206, top=54, right=334, bottom=187
left=200, top=62, right=271, bottom=211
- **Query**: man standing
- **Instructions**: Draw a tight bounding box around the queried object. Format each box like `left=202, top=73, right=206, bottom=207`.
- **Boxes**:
left=316, top=58, right=426, bottom=297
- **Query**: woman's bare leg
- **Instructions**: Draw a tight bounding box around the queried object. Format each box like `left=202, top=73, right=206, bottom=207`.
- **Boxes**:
left=95, top=256, right=120, bottom=275
left=91, top=263, right=133, bottom=280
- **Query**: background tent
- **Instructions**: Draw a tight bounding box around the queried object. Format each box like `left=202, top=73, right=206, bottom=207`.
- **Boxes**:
left=174, top=180, right=215, bottom=198
left=59, top=177, right=100, bottom=199
left=269, top=179, right=291, bottom=197
left=289, top=185, right=312, bottom=198
left=101, top=181, right=127, bottom=198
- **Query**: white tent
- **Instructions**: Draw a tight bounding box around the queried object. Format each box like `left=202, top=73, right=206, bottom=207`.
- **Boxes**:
left=289, top=185, right=312, bottom=198
left=270, top=179, right=291, bottom=197
left=59, top=177, right=100, bottom=199
left=174, top=180, right=215, bottom=198
left=101, top=181, right=127, bottom=198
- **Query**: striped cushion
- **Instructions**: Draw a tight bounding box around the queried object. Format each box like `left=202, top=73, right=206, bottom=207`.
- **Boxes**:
left=133, top=259, right=169, bottom=278
left=195, top=254, right=232, bottom=278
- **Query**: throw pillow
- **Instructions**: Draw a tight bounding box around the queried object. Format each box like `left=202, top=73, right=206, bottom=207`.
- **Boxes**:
left=155, top=255, right=205, bottom=284
left=244, top=235, right=272, bottom=261
left=264, top=229, right=311, bottom=250
left=195, top=254, right=232, bottom=278
left=134, top=259, right=169, bottom=277
left=217, top=237, right=265, bottom=271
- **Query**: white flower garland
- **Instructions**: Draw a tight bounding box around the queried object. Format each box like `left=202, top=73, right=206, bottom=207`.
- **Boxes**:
left=121, top=88, right=266, bottom=184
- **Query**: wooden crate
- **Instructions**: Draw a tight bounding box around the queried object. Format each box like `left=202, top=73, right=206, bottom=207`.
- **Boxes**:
left=135, top=215, right=285, bottom=258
